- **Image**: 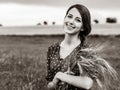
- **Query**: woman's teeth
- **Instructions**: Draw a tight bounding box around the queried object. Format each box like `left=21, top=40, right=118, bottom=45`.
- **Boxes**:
left=66, top=22, right=76, bottom=30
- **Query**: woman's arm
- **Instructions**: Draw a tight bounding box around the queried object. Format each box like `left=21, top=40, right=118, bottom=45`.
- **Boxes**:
left=53, top=72, right=93, bottom=90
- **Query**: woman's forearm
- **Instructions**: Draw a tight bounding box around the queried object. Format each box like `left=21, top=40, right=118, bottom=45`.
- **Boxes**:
left=55, top=72, right=93, bottom=90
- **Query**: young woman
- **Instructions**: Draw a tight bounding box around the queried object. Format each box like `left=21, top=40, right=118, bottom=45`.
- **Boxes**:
left=46, top=4, right=118, bottom=90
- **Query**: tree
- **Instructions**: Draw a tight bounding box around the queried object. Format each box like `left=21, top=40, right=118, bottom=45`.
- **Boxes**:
left=106, top=17, right=117, bottom=23
left=37, top=22, right=41, bottom=26
left=52, top=21, right=56, bottom=25
left=43, top=21, right=48, bottom=25
left=0, top=24, right=3, bottom=27
left=93, top=19, right=99, bottom=24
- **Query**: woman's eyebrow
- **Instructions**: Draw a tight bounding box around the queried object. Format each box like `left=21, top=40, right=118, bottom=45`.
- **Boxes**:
left=68, top=13, right=72, bottom=16
left=76, top=17, right=81, bottom=19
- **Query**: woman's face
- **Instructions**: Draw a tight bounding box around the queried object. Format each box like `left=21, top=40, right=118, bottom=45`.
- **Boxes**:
left=64, top=8, right=83, bottom=35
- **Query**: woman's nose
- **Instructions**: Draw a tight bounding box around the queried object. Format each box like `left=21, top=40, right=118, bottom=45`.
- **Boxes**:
left=69, top=22, right=73, bottom=25
left=69, top=18, right=74, bottom=24
left=69, top=19, right=74, bottom=25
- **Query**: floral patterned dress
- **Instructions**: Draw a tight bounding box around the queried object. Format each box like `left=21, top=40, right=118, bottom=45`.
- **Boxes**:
left=46, top=42, right=119, bottom=90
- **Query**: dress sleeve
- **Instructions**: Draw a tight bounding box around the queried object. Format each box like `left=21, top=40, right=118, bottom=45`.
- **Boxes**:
left=45, top=47, right=53, bottom=82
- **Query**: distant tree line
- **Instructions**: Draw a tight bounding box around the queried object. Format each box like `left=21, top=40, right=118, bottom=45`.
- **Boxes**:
left=37, top=17, right=117, bottom=26
left=37, top=21, right=56, bottom=26
left=1, top=17, right=118, bottom=27
left=93, top=17, right=117, bottom=24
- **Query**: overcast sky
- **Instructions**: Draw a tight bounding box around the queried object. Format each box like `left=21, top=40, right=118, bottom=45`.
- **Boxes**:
left=0, top=0, right=120, bottom=9
left=0, top=0, right=120, bottom=26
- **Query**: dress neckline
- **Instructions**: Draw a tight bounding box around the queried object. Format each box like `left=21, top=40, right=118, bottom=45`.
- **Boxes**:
left=57, top=42, right=82, bottom=60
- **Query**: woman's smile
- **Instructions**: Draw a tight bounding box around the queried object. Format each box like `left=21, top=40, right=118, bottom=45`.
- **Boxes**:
left=65, top=22, right=76, bottom=30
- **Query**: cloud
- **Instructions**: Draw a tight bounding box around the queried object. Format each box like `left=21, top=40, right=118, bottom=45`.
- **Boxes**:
left=0, top=4, right=67, bottom=26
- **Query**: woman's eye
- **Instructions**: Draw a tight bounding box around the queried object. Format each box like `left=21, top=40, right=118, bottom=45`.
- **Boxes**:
left=76, top=19, right=81, bottom=22
left=67, top=15, right=72, bottom=18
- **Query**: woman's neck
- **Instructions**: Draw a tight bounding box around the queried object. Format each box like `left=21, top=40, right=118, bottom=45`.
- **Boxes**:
left=60, top=33, right=81, bottom=59
left=61, top=33, right=81, bottom=46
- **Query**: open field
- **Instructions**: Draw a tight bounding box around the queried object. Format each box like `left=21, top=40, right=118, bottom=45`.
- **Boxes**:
left=0, top=35, right=120, bottom=90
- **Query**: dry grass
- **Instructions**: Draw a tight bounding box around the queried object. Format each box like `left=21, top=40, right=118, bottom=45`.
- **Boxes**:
left=0, top=35, right=119, bottom=90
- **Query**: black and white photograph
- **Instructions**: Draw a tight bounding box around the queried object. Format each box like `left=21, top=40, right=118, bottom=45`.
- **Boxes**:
left=0, top=0, right=120, bottom=90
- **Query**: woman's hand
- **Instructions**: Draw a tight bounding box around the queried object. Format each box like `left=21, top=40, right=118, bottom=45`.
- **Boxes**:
left=47, top=72, right=62, bottom=90
left=47, top=81, right=57, bottom=90
left=47, top=79, right=59, bottom=90
left=47, top=71, right=75, bottom=89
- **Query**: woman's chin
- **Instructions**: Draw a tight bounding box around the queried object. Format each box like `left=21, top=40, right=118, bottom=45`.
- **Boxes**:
left=65, top=30, right=73, bottom=34
left=65, top=31, right=79, bottom=35
left=64, top=27, right=80, bottom=35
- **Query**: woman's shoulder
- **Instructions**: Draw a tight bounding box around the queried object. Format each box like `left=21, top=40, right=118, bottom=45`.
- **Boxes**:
left=80, top=44, right=95, bottom=53
left=80, top=45, right=97, bottom=59
left=48, top=42, right=60, bottom=50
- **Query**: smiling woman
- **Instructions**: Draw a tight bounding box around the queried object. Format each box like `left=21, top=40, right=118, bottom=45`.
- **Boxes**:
left=46, top=4, right=119, bottom=90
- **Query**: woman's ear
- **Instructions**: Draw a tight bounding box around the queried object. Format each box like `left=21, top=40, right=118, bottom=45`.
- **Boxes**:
left=80, top=25, right=84, bottom=31
left=80, top=27, right=84, bottom=31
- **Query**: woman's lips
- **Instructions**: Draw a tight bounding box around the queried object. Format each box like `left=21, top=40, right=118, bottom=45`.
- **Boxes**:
left=65, top=22, right=76, bottom=30
left=67, top=25, right=76, bottom=30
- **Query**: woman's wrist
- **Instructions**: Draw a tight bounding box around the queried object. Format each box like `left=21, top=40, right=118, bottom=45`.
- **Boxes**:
left=55, top=72, right=64, bottom=80
left=52, top=76, right=59, bottom=84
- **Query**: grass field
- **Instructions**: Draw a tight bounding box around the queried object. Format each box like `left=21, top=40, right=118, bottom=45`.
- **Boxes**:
left=0, top=35, right=120, bottom=90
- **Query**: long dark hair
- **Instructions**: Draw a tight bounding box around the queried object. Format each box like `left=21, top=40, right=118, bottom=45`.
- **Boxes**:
left=65, top=4, right=91, bottom=46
